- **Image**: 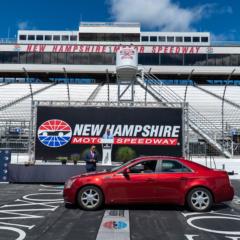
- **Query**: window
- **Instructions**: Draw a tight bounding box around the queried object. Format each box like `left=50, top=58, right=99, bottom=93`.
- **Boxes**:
left=89, top=53, right=104, bottom=64
left=161, top=54, right=183, bottom=65
left=122, top=33, right=140, bottom=42
left=201, top=37, right=209, bottom=43
left=53, top=35, right=60, bottom=41
left=67, top=53, right=74, bottom=64
left=106, top=33, right=121, bottom=41
left=176, top=36, right=183, bottom=42
left=42, top=52, right=51, bottom=64
left=184, top=54, right=207, bottom=66
left=36, top=35, right=43, bottom=41
left=70, top=35, right=77, bottom=41
left=184, top=37, right=191, bottom=42
left=58, top=53, right=66, bottom=64
left=34, top=53, right=42, bottom=64
left=161, top=160, right=191, bottom=173
left=26, top=52, right=34, bottom=63
left=215, top=54, right=224, bottom=66
left=150, top=36, right=157, bottom=42
left=28, top=35, right=35, bottom=40
left=19, top=35, right=26, bottom=40
left=138, top=53, right=160, bottom=65
left=159, top=36, right=166, bottom=42
left=62, top=35, right=69, bottom=41
left=73, top=53, right=89, bottom=64
left=45, top=35, right=52, bottom=41
left=79, top=33, right=140, bottom=42
left=193, top=37, right=200, bottom=42
left=129, top=160, right=158, bottom=174
left=207, top=54, right=216, bottom=66
left=141, top=36, right=149, bottom=42
left=231, top=54, right=240, bottom=66
left=167, top=36, right=174, bottom=42
left=19, top=52, right=27, bottom=63
left=79, top=33, right=97, bottom=41
left=0, top=52, right=19, bottom=63
left=104, top=53, right=115, bottom=65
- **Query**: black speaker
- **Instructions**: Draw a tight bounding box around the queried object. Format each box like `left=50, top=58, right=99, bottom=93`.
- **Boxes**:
left=0, top=149, right=11, bottom=182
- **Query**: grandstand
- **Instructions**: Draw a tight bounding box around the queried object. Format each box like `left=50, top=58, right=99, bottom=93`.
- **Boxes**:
left=0, top=21, right=240, bottom=164
left=0, top=81, right=240, bottom=157
left=1, top=82, right=240, bottom=125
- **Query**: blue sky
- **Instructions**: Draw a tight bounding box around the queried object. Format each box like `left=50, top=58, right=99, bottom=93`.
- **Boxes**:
left=0, top=0, right=239, bottom=41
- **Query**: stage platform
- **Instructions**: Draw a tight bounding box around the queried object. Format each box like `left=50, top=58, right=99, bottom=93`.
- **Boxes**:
left=8, top=163, right=115, bottom=183
left=8, top=156, right=240, bottom=183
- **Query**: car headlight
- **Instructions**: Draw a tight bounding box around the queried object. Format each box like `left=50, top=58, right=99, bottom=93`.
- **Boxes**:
left=65, top=178, right=76, bottom=189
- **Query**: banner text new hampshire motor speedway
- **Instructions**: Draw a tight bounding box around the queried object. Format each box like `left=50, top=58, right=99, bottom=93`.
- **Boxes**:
left=35, top=106, right=183, bottom=160
left=71, top=124, right=180, bottom=146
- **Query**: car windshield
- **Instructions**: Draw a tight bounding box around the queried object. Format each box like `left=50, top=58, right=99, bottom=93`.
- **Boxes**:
left=111, top=158, right=137, bottom=172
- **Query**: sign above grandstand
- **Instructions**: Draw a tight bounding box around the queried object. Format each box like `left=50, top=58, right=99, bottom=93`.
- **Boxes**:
left=0, top=44, right=238, bottom=54
left=35, top=106, right=183, bottom=161
left=23, top=45, right=202, bottom=54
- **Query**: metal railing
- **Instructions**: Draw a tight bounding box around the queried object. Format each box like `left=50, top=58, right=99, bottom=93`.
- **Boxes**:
left=0, top=82, right=239, bottom=157
left=212, top=41, right=240, bottom=46
left=0, top=120, right=30, bottom=153
left=0, top=38, right=17, bottom=44
left=137, top=69, right=232, bottom=158
left=80, top=22, right=140, bottom=27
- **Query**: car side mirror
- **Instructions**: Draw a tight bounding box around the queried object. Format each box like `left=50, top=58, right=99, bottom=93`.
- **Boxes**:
left=123, top=168, right=130, bottom=176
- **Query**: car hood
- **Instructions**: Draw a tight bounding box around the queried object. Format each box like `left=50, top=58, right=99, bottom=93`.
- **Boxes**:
left=71, top=170, right=111, bottom=179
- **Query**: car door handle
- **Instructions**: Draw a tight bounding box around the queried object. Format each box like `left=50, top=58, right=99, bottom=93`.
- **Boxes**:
left=145, top=178, right=155, bottom=182
left=180, top=177, right=187, bottom=181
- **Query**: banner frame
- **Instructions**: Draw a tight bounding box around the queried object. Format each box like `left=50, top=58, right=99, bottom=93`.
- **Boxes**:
left=31, top=100, right=188, bottom=162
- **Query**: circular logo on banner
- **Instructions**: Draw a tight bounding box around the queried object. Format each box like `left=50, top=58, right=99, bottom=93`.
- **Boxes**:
left=38, top=119, right=72, bottom=148
left=103, top=220, right=127, bottom=230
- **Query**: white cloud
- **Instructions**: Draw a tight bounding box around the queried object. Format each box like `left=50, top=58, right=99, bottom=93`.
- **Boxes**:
left=211, top=31, right=237, bottom=42
left=108, top=0, right=231, bottom=32
left=17, top=21, right=36, bottom=30
left=17, top=21, right=29, bottom=30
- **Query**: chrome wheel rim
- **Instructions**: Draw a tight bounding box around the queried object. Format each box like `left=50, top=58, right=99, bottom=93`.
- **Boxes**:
left=81, top=189, right=99, bottom=208
left=191, top=190, right=210, bottom=210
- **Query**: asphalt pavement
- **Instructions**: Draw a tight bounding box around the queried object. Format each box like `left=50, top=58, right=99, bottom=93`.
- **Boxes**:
left=0, top=181, right=239, bottom=240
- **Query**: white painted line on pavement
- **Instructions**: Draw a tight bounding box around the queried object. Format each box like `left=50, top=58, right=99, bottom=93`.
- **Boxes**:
left=96, top=210, right=130, bottom=240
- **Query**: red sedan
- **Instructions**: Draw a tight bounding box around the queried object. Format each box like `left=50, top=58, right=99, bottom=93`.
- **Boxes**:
left=63, top=156, right=234, bottom=212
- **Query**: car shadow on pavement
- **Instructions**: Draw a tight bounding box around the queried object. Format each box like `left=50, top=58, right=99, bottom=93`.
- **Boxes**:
left=64, top=202, right=231, bottom=213
left=211, top=202, right=233, bottom=212
left=105, top=204, right=186, bottom=211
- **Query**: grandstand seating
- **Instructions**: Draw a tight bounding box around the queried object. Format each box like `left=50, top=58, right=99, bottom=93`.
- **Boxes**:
left=0, top=83, right=44, bottom=108
left=170, top=85, right=240, bottom=129
left=0, top=83, right=99, bottom=121
left=94, top=84, right=156, bottom=102
left=200, top=85, right=240, bottom=106
left=0, top=83, right=240, bottom=134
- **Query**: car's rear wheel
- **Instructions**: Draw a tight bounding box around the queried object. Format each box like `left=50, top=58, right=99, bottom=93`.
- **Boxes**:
left=187, top=187, right=213, bottom=212
left=77, top=186, right=103, bottom=210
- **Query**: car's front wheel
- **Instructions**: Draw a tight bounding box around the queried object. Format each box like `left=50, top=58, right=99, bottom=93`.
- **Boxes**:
left=77, top=186, right=103, bottom=210
left=187, top=187, right=213, bottom=212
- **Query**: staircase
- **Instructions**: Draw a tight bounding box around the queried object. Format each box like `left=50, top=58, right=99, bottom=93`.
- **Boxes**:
left=86, top=83, right=104, bottom=103
left=136, top=71, right=231, bottom=158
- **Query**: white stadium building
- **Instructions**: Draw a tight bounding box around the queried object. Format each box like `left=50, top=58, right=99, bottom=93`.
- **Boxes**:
left=0, top=22, right=240, bottom=174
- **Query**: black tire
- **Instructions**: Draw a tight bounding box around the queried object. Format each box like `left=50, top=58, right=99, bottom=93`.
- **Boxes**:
left=187, top=187, right=213, bottom=212
left=77, top=186, right=103, bottom=211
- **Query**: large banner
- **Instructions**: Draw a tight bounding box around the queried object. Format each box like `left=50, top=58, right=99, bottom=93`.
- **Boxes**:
left=35, top=106, right=183, bottom=162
